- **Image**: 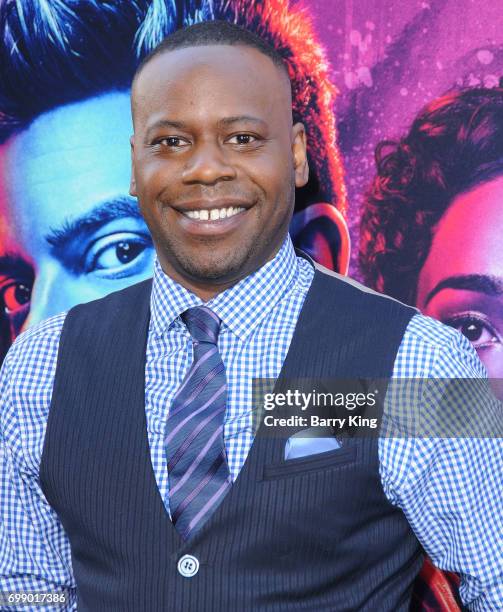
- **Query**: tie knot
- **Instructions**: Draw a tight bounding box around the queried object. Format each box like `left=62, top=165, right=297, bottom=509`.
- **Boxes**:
left=182, top=306, right=221, bottom=344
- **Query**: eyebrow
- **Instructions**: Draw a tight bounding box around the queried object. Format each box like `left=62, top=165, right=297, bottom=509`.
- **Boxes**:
left=145, top=119, right=187, bottom=139
left=144, top=115, right=267, bottom=140
left=45, top=196, right=144, bottom=272
left=217, top=115, right=266, bottom=128
left=424, top=274, right=503, bottom=306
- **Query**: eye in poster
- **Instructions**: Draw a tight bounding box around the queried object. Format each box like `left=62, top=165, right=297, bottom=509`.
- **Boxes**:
left=0, top=1, right=501, bottom=609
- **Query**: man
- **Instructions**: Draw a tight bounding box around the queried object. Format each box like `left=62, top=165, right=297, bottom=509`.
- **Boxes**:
left=0, top=0, right=347, bottom=346
left=0, top=21, right=501, bottom=611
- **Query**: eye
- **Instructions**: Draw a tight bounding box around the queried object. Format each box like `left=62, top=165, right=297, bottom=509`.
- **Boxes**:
left=157, top=136, right=189, bottom=148
left=84, top=232, right=154, bottom=279
left=227, top=134, right=257, bottom=145
left=0, top=280, right=32, bottom=315
left=444, top=313, right=499, bottom=348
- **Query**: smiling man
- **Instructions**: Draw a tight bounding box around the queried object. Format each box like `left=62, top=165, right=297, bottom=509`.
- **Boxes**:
left=0, top=21, right=502, bottom=612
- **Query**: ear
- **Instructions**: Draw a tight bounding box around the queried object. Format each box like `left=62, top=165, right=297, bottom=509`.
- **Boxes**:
left=129, top=134, right=137, bottom=197
left=289, top=203, right=351, bottom=275
left=291, top=123, right=309, bottom=188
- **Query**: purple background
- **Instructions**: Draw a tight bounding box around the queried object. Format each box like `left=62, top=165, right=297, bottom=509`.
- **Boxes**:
left=306, top=0, right=503, bottom=275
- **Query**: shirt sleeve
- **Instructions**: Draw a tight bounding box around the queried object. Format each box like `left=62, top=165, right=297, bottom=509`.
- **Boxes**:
left=0, top=324, right=77, bottom=611
left=380, top=314, right=503, bottom=611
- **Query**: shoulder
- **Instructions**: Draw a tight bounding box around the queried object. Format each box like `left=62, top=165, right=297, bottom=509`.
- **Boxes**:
left=397, top=312, right=486, bottom=378
left=1, top=277, right=151, bottom=373
left=1, top=312, right=68, bottom=404
left=313, top=262, right=417, bottom=313
left=5, top=311, right=68, bottom=374
left=0, top=312, right=68, bottom=471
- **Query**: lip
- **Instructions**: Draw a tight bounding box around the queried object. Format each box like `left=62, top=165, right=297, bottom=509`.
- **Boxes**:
left=173, top=204, right=251, bottom=237
left=173, top=198, right=253, bottom=213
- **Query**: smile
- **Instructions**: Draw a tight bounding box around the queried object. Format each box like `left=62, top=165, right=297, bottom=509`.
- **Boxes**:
left=175, top=204, right=250, bottom=237
left=182, top=206, right=246, bottom=221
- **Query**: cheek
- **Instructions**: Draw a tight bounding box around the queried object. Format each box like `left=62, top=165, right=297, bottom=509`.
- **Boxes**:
left=250, top=162, right=292, bottom=209
left=478, top=346, right=503, bottom=378
left=484, top=351, right=503, bottom=402
left=135, top=157, right=173, bottom=198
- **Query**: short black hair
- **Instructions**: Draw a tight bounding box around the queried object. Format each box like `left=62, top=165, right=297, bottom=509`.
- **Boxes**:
left=359, top=87, right=503, bottom=304
left=133, top=20, right=291, bottom=88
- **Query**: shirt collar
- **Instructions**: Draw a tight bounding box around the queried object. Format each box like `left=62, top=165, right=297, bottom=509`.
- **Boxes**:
left=150, top=235, right=301, bottom=339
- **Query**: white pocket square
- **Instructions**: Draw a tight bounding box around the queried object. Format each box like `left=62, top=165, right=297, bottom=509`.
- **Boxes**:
left=284, top=426, right=341, bottom=460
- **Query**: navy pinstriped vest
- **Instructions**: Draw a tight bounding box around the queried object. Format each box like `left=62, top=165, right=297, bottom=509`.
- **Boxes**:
left=40, top=262, right=423, bottom=611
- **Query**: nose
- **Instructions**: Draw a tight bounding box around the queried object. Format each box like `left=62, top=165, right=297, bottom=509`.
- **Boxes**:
left=182, top=140, right=236, bottom=185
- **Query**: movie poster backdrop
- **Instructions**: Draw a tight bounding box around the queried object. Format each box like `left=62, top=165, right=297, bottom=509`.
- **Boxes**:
left=1, top=1, right=501, bottom=609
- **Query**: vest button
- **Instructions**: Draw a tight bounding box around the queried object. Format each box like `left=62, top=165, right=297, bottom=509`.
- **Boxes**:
left=177, top=554, right=199, bottom=577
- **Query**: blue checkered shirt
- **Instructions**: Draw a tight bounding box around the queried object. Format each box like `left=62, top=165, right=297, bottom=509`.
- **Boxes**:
left=1, top=236, right=502, bottom=611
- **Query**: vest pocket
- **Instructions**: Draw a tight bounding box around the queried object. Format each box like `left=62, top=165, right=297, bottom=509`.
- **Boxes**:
left=262, top=444, right=357, bottom=480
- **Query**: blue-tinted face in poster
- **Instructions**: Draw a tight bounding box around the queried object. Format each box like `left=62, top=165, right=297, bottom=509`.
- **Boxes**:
left=1, top=92, right=154, bottom=333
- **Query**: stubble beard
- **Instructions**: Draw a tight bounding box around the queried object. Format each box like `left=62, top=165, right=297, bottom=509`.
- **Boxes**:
left=178, top=236, right=258, bottom=281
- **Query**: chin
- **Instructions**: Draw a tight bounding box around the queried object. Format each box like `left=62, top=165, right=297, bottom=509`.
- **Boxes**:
left=180, top=252, right=248, bottom=283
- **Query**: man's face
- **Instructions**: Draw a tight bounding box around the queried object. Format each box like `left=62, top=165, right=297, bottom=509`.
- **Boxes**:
left=130, top=44, right=308, bottom=297
left=0, top=92, right=155, bottom=333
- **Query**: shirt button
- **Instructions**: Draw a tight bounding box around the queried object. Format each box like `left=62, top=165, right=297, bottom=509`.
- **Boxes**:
left=177, top=554, right=199, bottom=578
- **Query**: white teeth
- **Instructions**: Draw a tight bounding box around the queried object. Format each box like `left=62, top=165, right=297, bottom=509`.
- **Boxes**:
left=184, top=206, right=245, bottom=221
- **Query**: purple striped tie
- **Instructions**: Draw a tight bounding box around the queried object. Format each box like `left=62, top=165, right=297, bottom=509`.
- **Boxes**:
left=165, top=306, right=231, bottom=540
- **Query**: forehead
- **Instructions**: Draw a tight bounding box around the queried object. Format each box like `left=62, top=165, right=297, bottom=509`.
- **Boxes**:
left=1, top=92, right=132, bottom=230
left=132, top=44, right=291, bottom=128
left=417, top=175, right=503, bottom=300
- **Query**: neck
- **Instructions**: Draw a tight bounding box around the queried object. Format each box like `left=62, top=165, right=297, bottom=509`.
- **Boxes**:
left=157, top=245, right=284, bottom=301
